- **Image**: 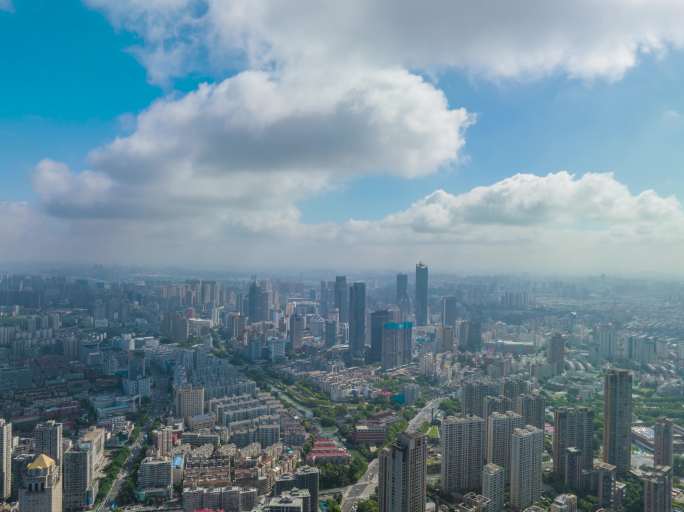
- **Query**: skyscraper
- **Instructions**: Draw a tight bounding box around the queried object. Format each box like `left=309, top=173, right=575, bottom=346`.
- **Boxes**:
left=458, top=320, right=483, bottom=352
left=547, top=333, right=565, bottom=375
left=334, top=276, right=349, bottom=324
left=63, top=448, right=96, bottom=511
left=486, top=411, right=524, bottom=483
left=369, top=310, right=393, bottom=363
left=396, top=273, right=410, bottom=317
left=324, top=319, right=338, bottom=348
left=349, top=282, right=367, bottom=359
left=34, top=421, right=63, bottom=471
left=642, top=465, right=672, bottom=512
left=603, top=369, right=632, bottom=475
left=442, top=296, right=459, bottom=327
left=415, top=263, right=428, bottom=326
left=482, top=463, right=505, bottom=512
left=19, top=454, right=62, bottom=512
left=294, top=466, right=320, bottom=512
left=381, top=321, right=413, bottom=370
left=510, top=425, right=543, bottom=511
left=654, top=417, right=673, bottom=467
left=553, top=407, right=594, bottom=481
left=441, top=415, right=484, bottom=495
left=0, top=419, right=11, bottom=501
left=378, top=432, right=427, bottom=512
left=248, top=280, right=271, bottom=323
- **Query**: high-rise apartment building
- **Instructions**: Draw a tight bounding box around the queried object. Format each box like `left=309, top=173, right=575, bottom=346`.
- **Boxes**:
left=63, top=448, right=97, bottom=511
left=515, top=393, right=546, bottom=430
left=19, top=454, right=62, bottom=512
left=603, top=369, right=632, bottom=475
left=482, top=463, right=504, bottom=512
left=334, top=276, right=349, bottom=324
left=396, top=273, right=410, bottom=317
left=593, top=461, right=617, bottom=508
left=415, top=263, right=428, bottom=326
left=441, top=415, right=484, bottom=494
left=654, top=417, right=674, bottom=467
left=510, top=425, right=543, bottom=511
left=463, top=379, right=501, bottom=418
left=349, top=282, right=367, bottom=359
left=0, top=419, right=11, bottom=501
left=553, top=406, right=594, bottom=482
left=378, top=432, right=427, bottom=512
left=642, top=465, right=672, bottom=512
left=34, top=421, right=63, bottom=471
left=175, top=385, right=205, bottom=422
left=294, top=466, right=319, bottom=512
left=487, top=411, right=524, bottom=483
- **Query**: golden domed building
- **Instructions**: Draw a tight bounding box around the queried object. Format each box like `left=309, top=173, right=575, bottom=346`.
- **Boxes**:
left=19, top=454, right=62, bottom=512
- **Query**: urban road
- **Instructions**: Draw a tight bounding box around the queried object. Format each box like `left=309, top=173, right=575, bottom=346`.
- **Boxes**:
left=340, top=398, right=442, bottom=512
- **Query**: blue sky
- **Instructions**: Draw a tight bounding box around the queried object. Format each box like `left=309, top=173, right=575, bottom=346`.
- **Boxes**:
left=2, top=0, right=684, bottom=273
left=3, top=0, right=684, bottom=219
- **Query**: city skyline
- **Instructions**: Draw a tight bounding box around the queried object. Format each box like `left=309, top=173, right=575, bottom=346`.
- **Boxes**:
left=2, top=2, right=684, bottom=273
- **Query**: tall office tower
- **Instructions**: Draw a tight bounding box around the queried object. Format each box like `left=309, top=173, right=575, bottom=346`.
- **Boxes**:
left=378, top=432, right=427, bottom=512
left=440, top=325, right=455, bottom=353
left=458, top=320, right=483, bottom=352
left=324, top=319, right=338, bottom=348
left=334, top=276, right=349, bottom=324
left=482, top=464, right=505, bottom=512
left=515, top=393, right=546, bottom=430
left=396, top=273, right=410, bottom=317
left=510, top=425, right=543, bottom=511
left=415, top=262, right=429, bottom=326
left=487, top=411, right=524, bottom=482
left=19, top=454, right=62, bottom=512
left=550, top=494, right=578, bottom=512
left=63, top=449, right=95, bottom=511
left=463, top=379, right=502, bottom=418
left=442, top=296, right=459, bottom=327
left=289, top=313, right=305, bottom=350
left=553, top=407, right=594, bottom=480
left=349, top=282, right=367, bottom=359
left=594, top=323, right=618, bottom=360
left=175, top=385, right=205, bottom=422
left=381, top=321, right=413, bottom=370
left=654, top=417, right=674, bottom=467
left=294, top=466, right=320, bottom=512
left=603, top=369, right=633, bottom=475
left=319, top=281, right=332, bottom=318
left=594, top=462, right=617, bottom=508
left=642, top=465, right=672, bottom=512
left=441, top=415, right=485, bottom=495
left=247, top=280, right=271, bottom=323
left=34, top=421, right=63, bottom=470
left=369, top=310, right=393, bottom=363
left=128, top=349, right=146, bottom=379
left=0, top=419, right=11, bottom=501
left=547, top=333, right=566, bottom=375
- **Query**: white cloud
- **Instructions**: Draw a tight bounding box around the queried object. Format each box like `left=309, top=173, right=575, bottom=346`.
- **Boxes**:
left=34, top=67, right=470, bottom=223
left=0, top=0, right=13, bottom=13
left=86, top=0, right=684, bottom=83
